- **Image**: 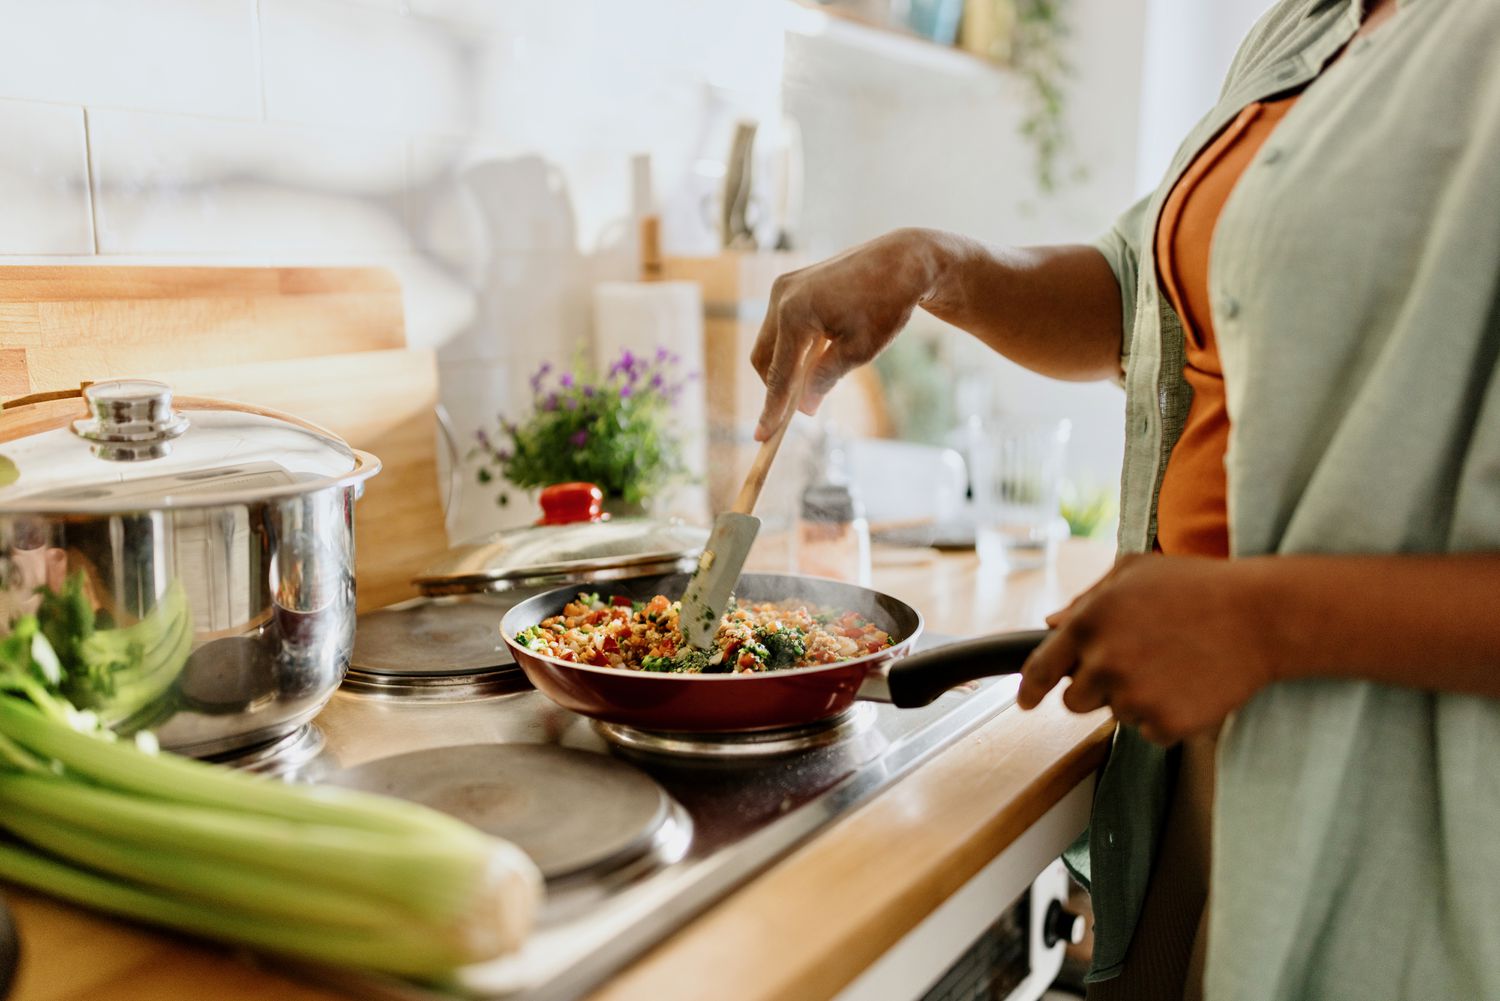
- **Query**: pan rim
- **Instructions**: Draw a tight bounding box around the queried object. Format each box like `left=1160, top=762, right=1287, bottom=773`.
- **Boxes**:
left=499, top=574, right=924, bottom=682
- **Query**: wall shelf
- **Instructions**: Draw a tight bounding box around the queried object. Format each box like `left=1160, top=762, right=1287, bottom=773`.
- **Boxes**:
left=788, top=1, right=1012, bottom=80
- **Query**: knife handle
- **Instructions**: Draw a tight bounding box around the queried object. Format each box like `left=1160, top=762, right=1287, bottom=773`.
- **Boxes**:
left=884, top=629, right=1052, bottom=708
left=732, top=340, right=827, bottom=515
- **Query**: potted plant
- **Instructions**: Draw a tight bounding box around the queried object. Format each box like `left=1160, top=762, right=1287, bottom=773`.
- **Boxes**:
left=473, top=347, right=694, bottom=516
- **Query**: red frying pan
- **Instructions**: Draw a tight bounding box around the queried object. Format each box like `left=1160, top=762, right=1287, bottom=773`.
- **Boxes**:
left=500, top=571, right=1049, bottom=732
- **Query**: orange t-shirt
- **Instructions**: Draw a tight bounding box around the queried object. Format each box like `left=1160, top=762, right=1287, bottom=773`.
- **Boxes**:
left=1153, top=94, right=1301, bottom=558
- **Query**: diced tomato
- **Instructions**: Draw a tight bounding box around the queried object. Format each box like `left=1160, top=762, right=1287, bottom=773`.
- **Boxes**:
left=585, top=609, right=609, bottom=625
left=601, top=636, right=619, bottom=653
left=611, top=595, right=634, bottom=607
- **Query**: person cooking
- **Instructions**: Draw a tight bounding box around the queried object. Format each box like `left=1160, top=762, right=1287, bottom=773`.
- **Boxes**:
left=748, top=1, right=1500, bottom=999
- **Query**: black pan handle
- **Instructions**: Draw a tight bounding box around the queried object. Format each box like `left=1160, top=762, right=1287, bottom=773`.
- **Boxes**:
left=884, top=629, right=1052, bottom=708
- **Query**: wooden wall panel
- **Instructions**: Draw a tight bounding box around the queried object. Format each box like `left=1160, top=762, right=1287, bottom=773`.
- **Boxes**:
left=0, top=265, right=445, bottom=611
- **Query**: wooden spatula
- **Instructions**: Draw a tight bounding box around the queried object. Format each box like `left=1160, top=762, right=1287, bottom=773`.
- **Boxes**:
left=679, top=340, right=826, bottom=649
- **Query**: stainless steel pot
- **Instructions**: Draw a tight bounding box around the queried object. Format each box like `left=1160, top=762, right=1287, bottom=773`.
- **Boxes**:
left=0, top=380, right=380, bottom=757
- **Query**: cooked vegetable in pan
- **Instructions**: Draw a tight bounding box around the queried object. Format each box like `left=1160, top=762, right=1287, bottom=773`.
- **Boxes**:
left=513, top=592, right=893, bottom=674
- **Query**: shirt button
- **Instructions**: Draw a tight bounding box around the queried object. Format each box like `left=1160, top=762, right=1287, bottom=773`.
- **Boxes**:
left=1262, top=148, right=1284, bottom=165
left=1106, top=829, right=1119, bottom=848
left=1219, top=296, right=1241, bottom=319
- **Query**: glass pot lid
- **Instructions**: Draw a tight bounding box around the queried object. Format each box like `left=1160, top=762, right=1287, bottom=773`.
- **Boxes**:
left=0, top=380, right=379, bottom=513
left=414, top=482, right=708, bottom=595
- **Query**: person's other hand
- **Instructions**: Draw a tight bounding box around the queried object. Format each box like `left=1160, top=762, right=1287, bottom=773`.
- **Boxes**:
left=1017, top=554, right=1280, bottom=744
left=751, top=229, right=939, bottom=440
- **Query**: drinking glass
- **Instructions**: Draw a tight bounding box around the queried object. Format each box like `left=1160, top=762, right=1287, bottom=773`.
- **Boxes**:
left=969, top=417, right=1071, bottom=572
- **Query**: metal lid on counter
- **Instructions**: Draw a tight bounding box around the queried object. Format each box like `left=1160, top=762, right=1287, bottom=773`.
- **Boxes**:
left=413, top=482, right=707, bottom=596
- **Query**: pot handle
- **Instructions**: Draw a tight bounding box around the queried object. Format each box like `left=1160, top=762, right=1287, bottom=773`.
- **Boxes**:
left=1, top=385, right=87, bottom=410
left=884, top=629, right=1051, bottom=708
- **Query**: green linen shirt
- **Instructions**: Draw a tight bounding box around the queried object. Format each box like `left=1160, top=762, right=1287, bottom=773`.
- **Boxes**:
left=1070, top=1, right=1500, bottom=996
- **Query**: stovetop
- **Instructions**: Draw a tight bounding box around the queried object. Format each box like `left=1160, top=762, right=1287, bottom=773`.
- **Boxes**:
left=282, top=634, right=1020, bottom=1001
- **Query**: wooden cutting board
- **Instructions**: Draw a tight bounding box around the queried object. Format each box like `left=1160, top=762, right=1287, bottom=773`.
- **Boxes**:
left=0, top=265, right=449, bottom=611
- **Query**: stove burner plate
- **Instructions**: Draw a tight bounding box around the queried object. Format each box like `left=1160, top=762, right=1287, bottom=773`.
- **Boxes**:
left=596, top=703, right=878, bottom=759
left=322, top=744, right=680, bottom=881
left=350, top=601, right=513, bottom=677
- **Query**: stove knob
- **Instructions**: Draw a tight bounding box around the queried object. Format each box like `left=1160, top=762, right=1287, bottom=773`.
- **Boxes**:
left=1044, top=900, right=1086, bottom=948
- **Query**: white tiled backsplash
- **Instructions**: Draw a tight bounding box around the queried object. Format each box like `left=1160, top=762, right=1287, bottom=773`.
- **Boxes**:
left=0, top=0, right=1146, bottom=542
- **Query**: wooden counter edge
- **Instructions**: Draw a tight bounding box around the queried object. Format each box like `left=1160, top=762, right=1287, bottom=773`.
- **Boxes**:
left=583, top=694, right=1114, bottom=1001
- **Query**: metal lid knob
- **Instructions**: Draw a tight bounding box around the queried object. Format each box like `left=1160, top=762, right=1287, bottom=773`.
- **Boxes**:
left=537, top=482, right=606, bottom=526
left=71, top=379, right=191, bottom=460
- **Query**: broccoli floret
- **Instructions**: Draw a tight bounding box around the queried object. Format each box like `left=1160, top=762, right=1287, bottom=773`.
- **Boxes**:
left=672, top=648, right=712, bottom=673
left=755, top=626, right=806, bottom=669
left=640, top=655, right=674, bottom=673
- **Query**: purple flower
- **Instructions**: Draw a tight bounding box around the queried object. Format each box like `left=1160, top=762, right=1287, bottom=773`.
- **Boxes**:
left=542, top=393, right=559, bottom=411
left=619, top=349, right=636, bottom=370
left=570, top=429, right=589, bottom=447
left=583, top=385, right=595, bottom=398
left=650, top=373, right=663, bottom=390
left=529, top=362, right=552, bottom=393
left=564, top=396, right=578, bottom=410
left=619, top=384, right=633, bottom=399
left=475, top=429, right=491, bottom=446
left=497, top=447, right=513, bottom=462
left=656, top=346, right=670, bottom=362
left=559, top=372, right=574, bottom=388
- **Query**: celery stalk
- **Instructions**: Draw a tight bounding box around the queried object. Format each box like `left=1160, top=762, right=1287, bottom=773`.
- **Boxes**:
left=0, top=839, right=483, bottom=976
left=2, top=811, right=419, bottom=932
left=0, top=595, right=545, bottom=978
left=0, top=772, right=487, bottom=921
left=0, top=698, right=461, bottom=840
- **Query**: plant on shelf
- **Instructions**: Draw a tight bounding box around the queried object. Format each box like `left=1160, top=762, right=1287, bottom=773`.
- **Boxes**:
left=473, top=347, right=694, bottom=512
left=1012, top=0, right=1076, bottom=193
left=965, top=0, right=1077, bottom=192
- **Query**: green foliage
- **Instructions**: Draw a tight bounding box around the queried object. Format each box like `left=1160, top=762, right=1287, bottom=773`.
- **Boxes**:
left=1012, top=0, right=1078, bottom=194
left=1060, top=481, right=1118, bottom=538
left=473, top=347, right=694, bottom=506
left=4, top=574, right=191, bottom=734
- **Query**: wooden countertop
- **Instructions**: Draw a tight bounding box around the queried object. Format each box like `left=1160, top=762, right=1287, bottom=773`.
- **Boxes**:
left=4, top=540, right=1117, bottom=1001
